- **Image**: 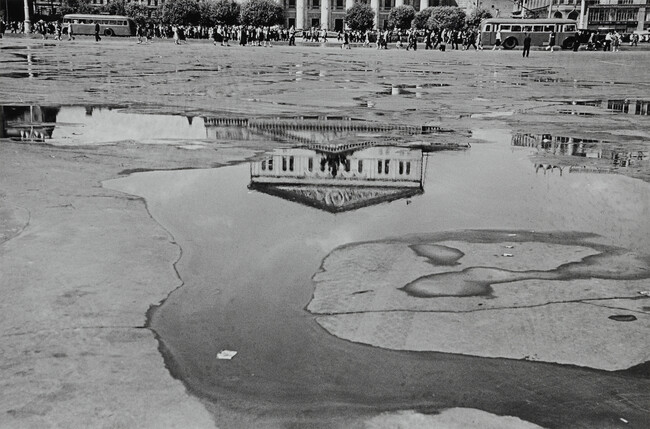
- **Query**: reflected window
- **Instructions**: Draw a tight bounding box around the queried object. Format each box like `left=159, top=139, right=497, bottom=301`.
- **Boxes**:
left=308, top=157, right=313, bottom=172
left=406, top=162, right=411, bottom=175
left=358, top=160, right=363, bottom=173
left=384, top=160, right=389, bottom=174
left=378, top=160, right=383, bottom=173
left=262, top=160, right=267, bottom=171
left=289, top=156, right=294, bottom=172
left=268, top=159, right=273, bottom=171
left=345, top=160, right=350, bottom=172
left=399, top=161, right=404, bottom=175
left=282, top=157, right=287, bottom=171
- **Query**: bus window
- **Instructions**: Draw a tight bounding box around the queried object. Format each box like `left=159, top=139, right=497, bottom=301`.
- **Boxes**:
left=500, top=25, right=511, bottom=31
left=543, top=25, right=555, bottom=32
left=564, top=24, right=576, bottom=31
left=484, top=24, right=491, bottom=31
left=533, top=25, right=544, bottom=32
left=523, top=26, right=532, bottom=31
left=512, top=25, right=521, bottom=32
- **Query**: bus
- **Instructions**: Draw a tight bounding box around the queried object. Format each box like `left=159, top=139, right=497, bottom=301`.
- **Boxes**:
left=480, top=18, right=578, bottom=50
left=62, top=14, right=137, bottom=37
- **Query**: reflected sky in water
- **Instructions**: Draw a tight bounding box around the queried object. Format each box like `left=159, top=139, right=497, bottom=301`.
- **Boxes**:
left=105, top=127, right=650, bottom=426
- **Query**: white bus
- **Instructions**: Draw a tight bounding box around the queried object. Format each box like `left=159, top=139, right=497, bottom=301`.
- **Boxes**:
left=480, top=18, right=578, bottom=50
left=62, top=14, right=137, bottom=37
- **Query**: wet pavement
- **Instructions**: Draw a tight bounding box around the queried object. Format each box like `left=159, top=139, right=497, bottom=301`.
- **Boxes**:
left=1, top=38, right=650, bottom=428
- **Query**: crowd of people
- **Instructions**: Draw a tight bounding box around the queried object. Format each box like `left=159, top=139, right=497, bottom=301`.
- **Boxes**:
left=0, top=16, right=644, bottom=53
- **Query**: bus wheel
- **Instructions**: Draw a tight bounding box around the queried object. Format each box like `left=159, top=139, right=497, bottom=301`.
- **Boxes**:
left=502, top=37, right=518, bottom=50
left=104, top=28, right=114, bottom=37
left=562, top=37, right=574, bottom=49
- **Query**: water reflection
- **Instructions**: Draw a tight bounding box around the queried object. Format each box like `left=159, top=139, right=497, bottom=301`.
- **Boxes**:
left=1, top=105, right=443, bottom=147
left=566, top=99, right=650, bottom=115
left=512, top=133, right=649, bottom=172
left=0, top=105, right=59, bottom=141
left=249, top=145, right=425, bottom=213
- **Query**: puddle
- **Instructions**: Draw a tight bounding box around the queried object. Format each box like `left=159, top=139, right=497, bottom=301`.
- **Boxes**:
left=106, top=128, right=650, bottom=428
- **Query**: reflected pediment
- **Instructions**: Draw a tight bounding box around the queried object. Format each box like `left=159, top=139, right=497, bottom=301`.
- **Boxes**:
left=249, top=145, right=426, bottom=213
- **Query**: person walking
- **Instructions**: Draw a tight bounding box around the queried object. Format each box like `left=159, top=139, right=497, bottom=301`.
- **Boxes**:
left=613, top=31, right=621, bottom=52
left=572, top=31, right=581, bottom=52
left=94, top=21, right=101, bottom=42
left=289, top=26, right=296, bottom=46
left=67, top=22, right=74, bottom=40
left=546, top=31, right=556, bottom=51
left=604, top=31, right=612, bottom=51
left=522, top=32, right=531, bottom=57
left=493, top=29, right=502, bottom=50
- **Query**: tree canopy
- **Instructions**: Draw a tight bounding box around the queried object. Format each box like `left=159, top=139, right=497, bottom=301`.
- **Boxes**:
left=387, top=5, right=415, bottom=30
left=239, top=0, right=284, bottom=27
left=161, top=0, right=201, bottom=25
left=101, top=1, right=126, bottom=16
left=412, top=6, right=434, bottom=30
left=426, top=6, right=466, bottom=31
left=466, top=8, right=492, bottom=29
left=199, top=0, right=240, bottom=27
left=345, top=3, right=375, bottom=32
left=58, top=0, right=93, bottom=16
left=125, top=3, right=150, bottom=26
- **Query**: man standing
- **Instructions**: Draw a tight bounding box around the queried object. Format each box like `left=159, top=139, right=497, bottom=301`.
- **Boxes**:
left=94, top=21, right=101, bottom=42
left=522, top=32, right=531, bottom=57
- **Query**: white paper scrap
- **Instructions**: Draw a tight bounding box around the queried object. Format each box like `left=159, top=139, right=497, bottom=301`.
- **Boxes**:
left=217, top=350, right=238, bottom=360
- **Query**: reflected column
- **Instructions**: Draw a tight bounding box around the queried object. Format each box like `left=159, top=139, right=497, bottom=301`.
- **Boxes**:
left=395, top=0, right=404, bottom=6
left=420, top=0, right=428, bottom=11
left=296, top=0, right=305, bottom=29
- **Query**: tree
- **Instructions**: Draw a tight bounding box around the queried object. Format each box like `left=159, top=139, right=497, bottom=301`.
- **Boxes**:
left=466, top=8, right=492, bottom=29
left=59, top=0, right=93, bottom=16
left=239, top=0, right=283, bottom=27
left=426, top=6, right=466, bottom=32
left=101, top=0, right=126, bottom=16
left=200, top=0, right=240, bottom=27
left=345, top=3, right=374, bottom=32
left=214, top=0, right=240, bottom=25
left=161, top=0, right=201, bottom=25
left=125, top=2, right=150, bottom=26
left=387, top=5, right=415, bottom=30
left=412, top=7, right=434, bottom=30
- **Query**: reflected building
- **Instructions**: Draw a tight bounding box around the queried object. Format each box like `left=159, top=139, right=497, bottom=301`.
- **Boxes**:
left=512, top=133, right=649, bottom=174
left=204, top=115, right=442, bottom=147
left=0, top=105, right=59, bottom=141
left=567, top=99, right=650, bottom=115
left=249, top=145, right=425, bottom=212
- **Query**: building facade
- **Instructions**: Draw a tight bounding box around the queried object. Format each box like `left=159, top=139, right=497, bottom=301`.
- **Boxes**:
left=515, top=0, right=649, bottom=31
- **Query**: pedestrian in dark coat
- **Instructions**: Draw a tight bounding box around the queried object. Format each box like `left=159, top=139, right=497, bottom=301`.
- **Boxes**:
left=523, top=32, right=531, bottom=57
left=94, top=22, right=101, bottom=42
